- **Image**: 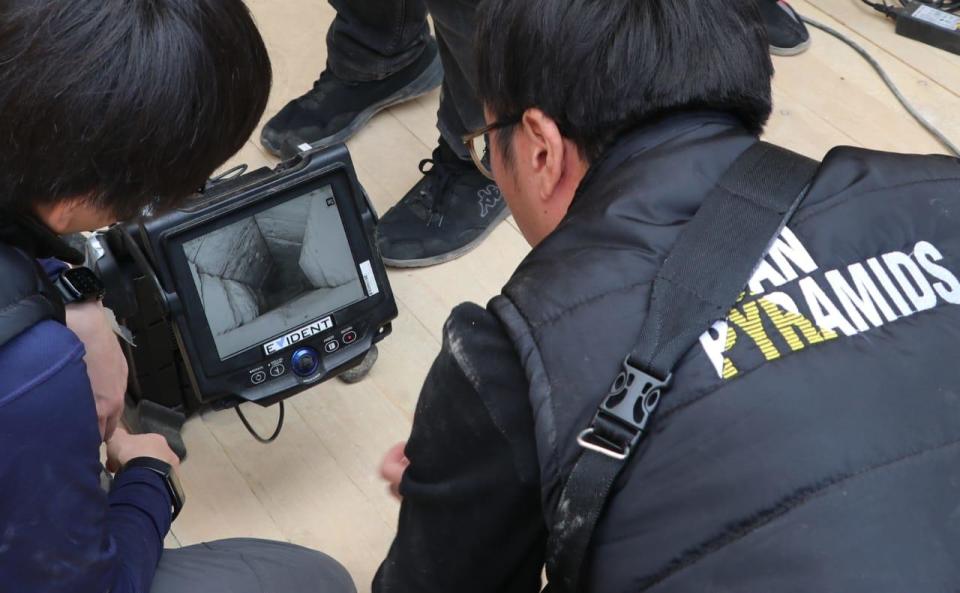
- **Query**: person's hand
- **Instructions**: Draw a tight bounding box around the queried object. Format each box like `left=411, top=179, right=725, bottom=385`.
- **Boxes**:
left=65, top=301, right=127, bottom=441
left=379, top=441, right=409, bottom=501
left=105, top=427, right=180, bottom=474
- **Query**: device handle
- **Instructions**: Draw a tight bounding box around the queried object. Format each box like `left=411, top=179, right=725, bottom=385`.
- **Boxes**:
left=118, top=225, right=181, bottom=315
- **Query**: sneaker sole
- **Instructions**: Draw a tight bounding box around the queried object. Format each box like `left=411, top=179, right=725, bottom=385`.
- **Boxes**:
left=381, top=207, right=512, bottom=269
left=770, top=37, right=811, bottom=56
left=261, top=53, right=444, bottom=157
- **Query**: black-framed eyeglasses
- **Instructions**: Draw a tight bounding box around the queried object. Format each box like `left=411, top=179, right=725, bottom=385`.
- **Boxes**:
left=462, top=116, right=521, bottom=181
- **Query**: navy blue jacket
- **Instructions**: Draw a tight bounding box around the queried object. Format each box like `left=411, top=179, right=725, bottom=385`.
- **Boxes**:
left=0, top=222, right=172, bottom=592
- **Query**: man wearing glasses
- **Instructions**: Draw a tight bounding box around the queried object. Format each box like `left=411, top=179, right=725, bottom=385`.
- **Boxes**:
left=373, top=0, right=960, bottom=591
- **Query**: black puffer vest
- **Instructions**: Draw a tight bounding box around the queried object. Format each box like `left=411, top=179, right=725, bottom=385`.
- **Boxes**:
left=491, top=113, right=960, bottom=591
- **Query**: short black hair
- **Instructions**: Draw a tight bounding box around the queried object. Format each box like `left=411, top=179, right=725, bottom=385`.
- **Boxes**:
left=476, top=0, right=774, bottom=161
left=0, top=0, right=272, bottom=220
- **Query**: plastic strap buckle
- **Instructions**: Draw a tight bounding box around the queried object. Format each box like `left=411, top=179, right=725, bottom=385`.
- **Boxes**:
left=577, top=358, right=672, bottom=461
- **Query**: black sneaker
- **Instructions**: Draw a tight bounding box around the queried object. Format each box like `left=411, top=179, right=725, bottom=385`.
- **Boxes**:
left=261, top=39, right=443, bottom=159
left=376, top=140, right=508, bottom=268
left=760, top=0, right=811, bottom=56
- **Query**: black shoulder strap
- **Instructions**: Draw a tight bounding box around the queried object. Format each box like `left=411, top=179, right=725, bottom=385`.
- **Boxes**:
left=544, top=142, right=819, bottom=592
left=0, top=243, right=66, bottom=348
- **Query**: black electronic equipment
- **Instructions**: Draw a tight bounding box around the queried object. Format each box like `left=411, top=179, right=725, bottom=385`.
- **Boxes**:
left=86, top=146, right=397, bottom=450
left=859, top=0, right=960, bottom=55
left=895, top=1, right=960, bottom=55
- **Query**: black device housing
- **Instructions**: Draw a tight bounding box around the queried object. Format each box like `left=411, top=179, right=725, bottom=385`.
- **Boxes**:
left=87, top=145, right=397, bottom=415
left=896, top=2, right=960, bottom=56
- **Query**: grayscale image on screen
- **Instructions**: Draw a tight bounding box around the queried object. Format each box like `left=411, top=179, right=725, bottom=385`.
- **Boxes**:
left=183, top=186, right=365, bottom=359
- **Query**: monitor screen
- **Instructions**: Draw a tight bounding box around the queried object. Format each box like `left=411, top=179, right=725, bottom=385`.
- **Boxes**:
left=182, top=186, right=365, bottom=360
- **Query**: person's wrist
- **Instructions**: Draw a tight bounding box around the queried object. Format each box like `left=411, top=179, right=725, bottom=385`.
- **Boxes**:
left=116, top=461, right=171, bottom=496
left=113, top=464, right=176, bottom=525
left=119, top=450, right=180, bottom=473
left=120, top=457, right=185, bottom=521
left=120, top=455, right=169, bottom=469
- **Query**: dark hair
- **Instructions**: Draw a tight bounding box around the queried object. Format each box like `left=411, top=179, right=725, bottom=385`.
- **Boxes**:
left=476, top=0, right=773, bottom=161
left=0, top=0, right=272, bottom=220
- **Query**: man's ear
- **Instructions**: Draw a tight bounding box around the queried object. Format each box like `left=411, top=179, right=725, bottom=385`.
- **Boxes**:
left=35, top=200, right=75, bottom=234
left=518, top=108, right=567, bottom=203
left=34, top=194, right=108, bottom=234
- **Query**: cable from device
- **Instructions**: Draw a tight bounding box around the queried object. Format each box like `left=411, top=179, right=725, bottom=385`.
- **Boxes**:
left=859, top=0, right=900, bottom=17
left=802, top=15, right=960, bottom=157
left=235, top=401, right=285, bottom=444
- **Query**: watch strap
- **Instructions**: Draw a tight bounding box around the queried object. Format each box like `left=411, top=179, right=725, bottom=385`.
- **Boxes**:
left=121, top=456, right=185, bottom=521
left=53, top=273, right=81, bottom=304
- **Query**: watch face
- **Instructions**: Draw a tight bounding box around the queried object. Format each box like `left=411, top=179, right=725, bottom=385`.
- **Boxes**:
left=64, top=267, right=105, bottom=300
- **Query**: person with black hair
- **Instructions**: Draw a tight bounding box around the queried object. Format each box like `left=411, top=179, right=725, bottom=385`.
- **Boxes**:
left=0, top=2, right=355, bottom=592
left=373, top=0, right=960, bottom=591
left=259, top=0, right=811, bottom=269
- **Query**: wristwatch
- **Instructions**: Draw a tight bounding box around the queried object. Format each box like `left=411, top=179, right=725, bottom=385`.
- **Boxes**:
left=53, top=266, right=105, bottom=304
left=120, top=457, right=186, bottom=522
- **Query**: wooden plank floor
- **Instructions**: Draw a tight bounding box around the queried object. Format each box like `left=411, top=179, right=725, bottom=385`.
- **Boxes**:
left=168, top=1, right=960, bottom=590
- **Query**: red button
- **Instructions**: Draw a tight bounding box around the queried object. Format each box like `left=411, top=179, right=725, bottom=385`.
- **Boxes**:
left=342, top=330, right=358, bottom=344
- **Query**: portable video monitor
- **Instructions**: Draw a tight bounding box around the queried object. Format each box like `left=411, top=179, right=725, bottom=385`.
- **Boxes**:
left=181, top=185, right=366, bottom=361
left=90, top=146, right=397, bottom=412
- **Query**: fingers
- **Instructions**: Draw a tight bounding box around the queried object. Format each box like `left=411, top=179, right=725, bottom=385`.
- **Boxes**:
left=69, top=302, right=128, bottom=443
left=386, top=441, right=408, bottom=463
left=110, top=426, right=130, bottom=439
left=138, top=433, right=180, bottom=468
left=96, top=388, right=125, bottom=442
left=103, top=413, right=120, bottom=443
left=380, top=457, right=407, bottom=484
left=380, top=441, right=409, bottom=501
left=105, top=427, right=128, bottom=473
left=379, top=442, right=409, bottom=479
left=106, top=428, right=180, bottom=472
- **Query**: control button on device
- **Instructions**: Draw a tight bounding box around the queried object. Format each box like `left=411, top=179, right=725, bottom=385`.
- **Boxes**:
left=250, top=370, right=267, bottom=385
left=270, top=364, right=286, bottom=378
left=291, top=347, right=320, bottom=377
left=324, top=340, right=340, bottom=353
left=342, top=330, right=358, bottom=345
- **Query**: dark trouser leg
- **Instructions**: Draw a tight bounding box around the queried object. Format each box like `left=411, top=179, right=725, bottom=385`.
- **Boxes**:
left=326, top=0, right=431, bottom=82
left=324, top=0, right=483, bottom=154
left=362, top=0, right=508, bottom=268
left=261, top=0, right=443, bottom=157
left=421, top=0, right=485, bottom=159
left=150, top=539, right=356, bottom=593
